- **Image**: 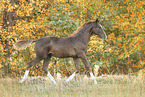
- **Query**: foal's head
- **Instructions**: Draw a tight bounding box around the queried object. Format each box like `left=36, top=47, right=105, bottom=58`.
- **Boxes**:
left=92, top=19, right=107, bottom=40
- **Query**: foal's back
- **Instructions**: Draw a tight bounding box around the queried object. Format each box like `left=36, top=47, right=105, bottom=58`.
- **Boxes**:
left=34, top=36, right=82, bottom=58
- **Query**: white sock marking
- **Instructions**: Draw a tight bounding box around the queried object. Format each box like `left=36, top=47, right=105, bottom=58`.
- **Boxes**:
left=90, top=72, right=97, bottom=84
left=47, top=72, right=57, bottom=85
left=20, top=70, right=29, bottom=83
left=66, top=71, right=76, bottom=82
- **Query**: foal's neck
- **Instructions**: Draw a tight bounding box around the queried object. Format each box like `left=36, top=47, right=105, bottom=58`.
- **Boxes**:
left=74, top=24, right=94, bottom=45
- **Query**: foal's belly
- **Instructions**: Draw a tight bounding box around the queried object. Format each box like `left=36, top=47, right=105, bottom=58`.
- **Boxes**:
left=49, top=48, right=76, bottom=58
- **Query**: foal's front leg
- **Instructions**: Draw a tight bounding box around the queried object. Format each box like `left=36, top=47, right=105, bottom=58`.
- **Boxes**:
left=66, top=58, right=80, bottom=82
left=80, top=53, right=97, bottom=84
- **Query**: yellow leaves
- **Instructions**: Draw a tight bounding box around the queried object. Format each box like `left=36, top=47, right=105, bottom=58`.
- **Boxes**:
left=123, top=0, right=127, bottom=4
left=115, top=16, right=121, bottom=20
left=125, top=31, right=130, bottom=33
left=107, top=33, right=116, bottom=42
left=117, top=37, right=122, bottom=42
left=0, top=64, right=3, bottom=69
left=63, top=30, right=67, bottom=34
left=97, top=11, right=101, bottom=15
left=82, top=9, right=87, bottom=14
left=140, top=60, right=145, bottom=67
left=122, top=22, right=130, bottom=27
left=32, top=71, right=35, bottom=75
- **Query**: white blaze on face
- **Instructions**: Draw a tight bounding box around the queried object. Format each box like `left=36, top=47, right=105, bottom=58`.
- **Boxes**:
left=99, top=24, right=107, bottom=40
left=99, top=24, right=103, bottom=29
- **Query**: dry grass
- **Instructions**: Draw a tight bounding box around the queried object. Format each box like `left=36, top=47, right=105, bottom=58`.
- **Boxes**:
left=0, top=74, right=145, bottom=97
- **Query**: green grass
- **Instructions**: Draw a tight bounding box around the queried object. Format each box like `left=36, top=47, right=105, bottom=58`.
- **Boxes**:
left=0, top=74, right=145, bottom=97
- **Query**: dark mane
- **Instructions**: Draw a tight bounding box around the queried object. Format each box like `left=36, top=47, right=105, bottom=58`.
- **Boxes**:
left=72, top=20, right=96, bottom=35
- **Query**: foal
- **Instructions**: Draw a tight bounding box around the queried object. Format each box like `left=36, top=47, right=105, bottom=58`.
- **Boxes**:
left=14, top=18, right=107, bottom=84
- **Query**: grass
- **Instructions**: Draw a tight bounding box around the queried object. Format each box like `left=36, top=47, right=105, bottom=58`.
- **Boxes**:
left=0, top=74, right=145, bottom=97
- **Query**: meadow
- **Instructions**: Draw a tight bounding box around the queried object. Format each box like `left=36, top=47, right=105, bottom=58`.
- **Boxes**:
left=0, top=72, right=145, bottom=97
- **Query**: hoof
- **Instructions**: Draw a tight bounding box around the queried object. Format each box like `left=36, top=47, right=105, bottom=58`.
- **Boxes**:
left=94, top=81, right=97, bottom=84
left=18, top=81, right=22, bottom=85
left=19, top=80, right=24, bottom=84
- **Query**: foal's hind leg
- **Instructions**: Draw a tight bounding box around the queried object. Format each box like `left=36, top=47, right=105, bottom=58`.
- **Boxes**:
left=43, top=54, right=57, bottom=84
left=20, top=57, right=42, bottom=83
left=43, top=54, right=52, bottom=73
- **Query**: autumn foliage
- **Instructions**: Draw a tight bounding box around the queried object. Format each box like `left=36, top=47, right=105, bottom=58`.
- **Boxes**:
left=0, top=0, right=144, bottom=77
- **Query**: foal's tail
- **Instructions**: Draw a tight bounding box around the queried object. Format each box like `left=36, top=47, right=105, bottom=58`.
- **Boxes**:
left=13, top=39, right=36, bottom=50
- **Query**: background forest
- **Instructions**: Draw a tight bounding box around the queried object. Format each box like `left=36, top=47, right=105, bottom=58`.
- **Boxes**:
left=0, top=0, right=144, bottom=77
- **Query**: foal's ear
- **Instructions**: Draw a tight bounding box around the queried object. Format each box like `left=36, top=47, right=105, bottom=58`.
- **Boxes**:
left=95, top=18, right=99, bottom=23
